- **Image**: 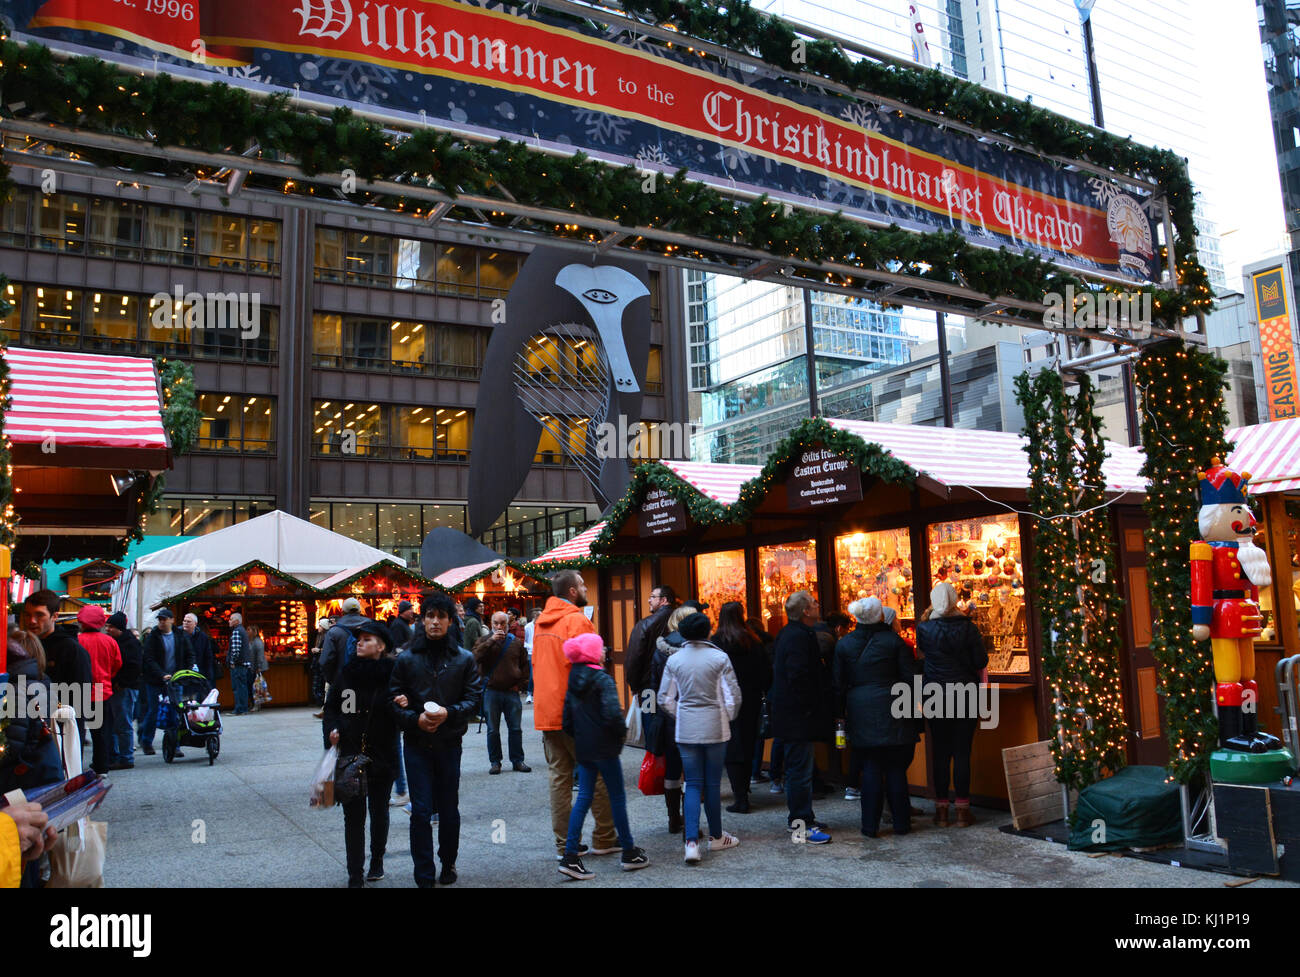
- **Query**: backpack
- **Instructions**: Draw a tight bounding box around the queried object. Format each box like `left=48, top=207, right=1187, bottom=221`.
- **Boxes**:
left=344, top=631, right=358, bottom=666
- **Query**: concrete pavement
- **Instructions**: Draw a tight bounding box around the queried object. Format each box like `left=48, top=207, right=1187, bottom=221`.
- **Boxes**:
left=95, top=703, right=1295, bottom=888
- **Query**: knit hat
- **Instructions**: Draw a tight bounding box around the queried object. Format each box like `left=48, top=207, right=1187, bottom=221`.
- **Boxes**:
left=677, top=612, right=711, bottom=641
left=930, top=582, right=958, bottom=618
left=848, top=597, right=883, bottom=625
left=398, top=600, right=413, bottom=613
left=563, top=632, right=605, bottom=668
left=882, top=607, right=898, bottom=626
left=77, top=605, right=108, bottom=629
left=107, top=611, right=129, bottom=630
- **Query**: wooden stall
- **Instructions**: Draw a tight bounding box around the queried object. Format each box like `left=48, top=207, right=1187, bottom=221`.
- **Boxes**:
left=579, top=419, right=1153, bottom=808
left=156, top=560, right=321, bottom=707
left=433, top=559, right=552, bottom=622
left=314, top=559, right=441, bottom=625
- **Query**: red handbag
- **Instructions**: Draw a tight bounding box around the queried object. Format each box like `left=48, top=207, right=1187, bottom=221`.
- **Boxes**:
left=638, top=750, right=666, bottom=796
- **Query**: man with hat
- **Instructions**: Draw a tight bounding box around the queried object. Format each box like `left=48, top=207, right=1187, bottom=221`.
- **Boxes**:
left=76, top=605, right=122, bottom=775
left=462, top=596, right=486, bottom=650
left=140, top=609, right=194, bottom=756
left=388, top=600, right=416, bottom=653
left=106, top=611, right=144, bottom=770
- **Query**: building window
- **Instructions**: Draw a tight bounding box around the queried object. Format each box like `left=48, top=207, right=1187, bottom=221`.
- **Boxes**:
left=435, top=324, right=485, bottom=379
left=533, top=415, right=589, bottom=464
left=394, top=406, right=438, bottom=459
left=390, top=319, right=427, bottom=371
left=646, top=346, right=664, bottom=394
left=247, top=220, right=281, bottom=274
left=198, top=213, right=248, bottom=270
left=36, top=194, right=87, bottom=252
left=331, top=503, right=378, bottom=546
left=30, top=287, right=82, bottom=347
left=477, top=249, right=521, bottom=297
left=312, top=313, right=342, bottom=367
left=315, top=227, right=345, bottom=282
left=143, top=497, right=274, bottom=536
left=433, top=244, right=477, bottom=296
left=0, top=189, right=30, bottom=246
left=344, top=317, right=389, bottom=369
left=88, top=198, right=144, bottom=261
left=197, top=394, right=275, bottom=453
left=84, top=292, right=140, bottom=353
left=345, top=232, right=393, bottom=287
left=144, top=205, right=196, bottom=265
left=1, top=283, right=21, bottom=344
left=313, top=400, right=387, bottom=457
left=434, top=408, right=472, bottom=459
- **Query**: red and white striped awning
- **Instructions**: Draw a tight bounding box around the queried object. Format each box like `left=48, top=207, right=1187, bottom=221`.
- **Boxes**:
left=433, top=560, right=503, bottom=590
left=4, top=346, right=170, bottom=468
left=659, top=460, right=763, bottom=505
left=1227, top=418, right=1300, bottom=495
left=531, top=521, right=605, bottom=564
left=827, top=418, right=1147, bottom=495
left=9, top=574, right=36, bottom=604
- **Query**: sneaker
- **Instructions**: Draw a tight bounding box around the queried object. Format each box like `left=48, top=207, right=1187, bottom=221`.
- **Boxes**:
left=768, top=780, right=784, bottom=794
left=402, top=803, right=412, bottom=816
left=365, top=859, right=385, bottom=881
left=512, top=762, right=531, bottom=773
left=390, top=793, right=409, bottom=807
left=556, top=843, right=589, bottom=861
left=803, top=827, right=833, bottom=845
left=525, top=694, right=533, bottom=704
left=844, top=787, right=861, bottom=801
left=683, top=840, right=702, bottom=863
left=588, top=843, right=620, bottom=856
left=752, top=771, right=771, bottom=784
left=173, top=751, right=185, bottom=758
left=708, top=831, right=740, bottom=852
left=558, top=854, right=594, bottom=880
left=620, top=847, right=651, bottom=871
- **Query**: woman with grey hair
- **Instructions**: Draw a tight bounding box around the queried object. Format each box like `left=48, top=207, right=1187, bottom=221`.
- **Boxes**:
left=915, top=582, right=988, bottom=827
left=833, top=597, right=920, bottom=837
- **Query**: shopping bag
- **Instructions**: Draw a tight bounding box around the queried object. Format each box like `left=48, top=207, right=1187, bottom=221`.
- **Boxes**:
left=624, top=699, right=644, bottom=749
left=47, top=820, right=107, bottom=888
left=637, top=750, right=666, bottom=796
left=310, top=746, right=339, bottom=809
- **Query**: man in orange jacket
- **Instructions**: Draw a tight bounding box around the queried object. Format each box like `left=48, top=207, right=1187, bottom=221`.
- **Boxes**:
left=532, top=569, right=618, bottom=859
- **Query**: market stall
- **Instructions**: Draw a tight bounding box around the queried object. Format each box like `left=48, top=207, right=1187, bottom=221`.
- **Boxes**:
left=582, top=417, right=1151, bottom=806
left=155, top=559, right=321, bottom=707
left=433, top=559, right=552, bottom=621
left=314, top=559, right=440, bottom=624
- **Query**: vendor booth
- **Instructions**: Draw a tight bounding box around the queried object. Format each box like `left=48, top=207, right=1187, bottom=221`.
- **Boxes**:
left=155, top=560, right=322, bottom=707
left=314, top=559, right=440, bottom=624
left=568, top=417, right=1150, bottom=807
left=433, top=559, right=552, bottom=621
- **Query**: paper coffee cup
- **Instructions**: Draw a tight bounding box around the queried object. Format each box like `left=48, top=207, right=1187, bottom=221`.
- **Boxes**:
left=423, top=701, right=439, bottom=713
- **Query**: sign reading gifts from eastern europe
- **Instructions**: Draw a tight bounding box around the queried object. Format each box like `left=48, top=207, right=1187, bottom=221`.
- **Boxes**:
left=786, top=447, right=863, bottom=509
left=7, top=0, right=1161, bottom=282
left=638, top=487, right=688, bottom=537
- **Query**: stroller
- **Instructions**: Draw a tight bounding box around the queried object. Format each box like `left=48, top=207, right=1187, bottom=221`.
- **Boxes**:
left=156, top=668, right=223, bottom=765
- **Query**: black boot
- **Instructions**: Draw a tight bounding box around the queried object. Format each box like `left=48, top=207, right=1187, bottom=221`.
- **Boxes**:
left=1219, top=704, right=1255, bottom=752
left=726, top=790, right=750, bottom=814
left=1241, top=682, right=1282, bottom=752
left=665, top=787, right=683, bottom=834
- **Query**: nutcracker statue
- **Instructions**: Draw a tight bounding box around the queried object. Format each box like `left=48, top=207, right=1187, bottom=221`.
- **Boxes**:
left=1191, top=460, right=1294, bottom=783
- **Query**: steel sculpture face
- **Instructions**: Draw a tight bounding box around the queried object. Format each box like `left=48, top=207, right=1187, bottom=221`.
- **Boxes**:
left=467, top=248, right=652, bottom=536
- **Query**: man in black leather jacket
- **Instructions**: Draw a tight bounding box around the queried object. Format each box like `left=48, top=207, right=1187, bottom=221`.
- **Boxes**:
left=389, top=593, right=483, bottom=888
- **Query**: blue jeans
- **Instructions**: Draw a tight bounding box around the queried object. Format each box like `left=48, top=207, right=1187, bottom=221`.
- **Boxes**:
left=393, top=736, right=407, bottom=796
left=484, top=688, right=524, bottom=765
left=404, top=738, right=462, bottom=885
left=138, top=684, right=165, bottom=748
left=783, top=740, right=816, bottom=828
left=112, top=687, right=139, bottom=763
left=679, top=742, right=727, bottom=840
left=566, top=757, right=634, bottom=855
left=232, top=665, right=252, bottom=714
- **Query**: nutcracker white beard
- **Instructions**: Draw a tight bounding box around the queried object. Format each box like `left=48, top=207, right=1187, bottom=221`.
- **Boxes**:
left=1237, top=536, right=1273, bottom=588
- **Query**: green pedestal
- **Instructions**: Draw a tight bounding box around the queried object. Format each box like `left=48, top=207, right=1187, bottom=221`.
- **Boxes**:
left=1210, top=747, right=1296, bottom=785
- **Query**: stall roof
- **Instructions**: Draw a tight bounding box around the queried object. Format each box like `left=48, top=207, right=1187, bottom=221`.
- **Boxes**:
left=1227, top=418, right=1300, bottom=495
left=826, top=418, right=1147, bottom=496
left=658, top=461, right=763, bottom=505
left=530, top=521, right=606, bottom=564
left=433, top=559, right=550, bottom=592
left=5, top=346, right=171, bottom=470
left=152, top=559, right=323, bottom=608
left=313, top=559, right=437, bottom=593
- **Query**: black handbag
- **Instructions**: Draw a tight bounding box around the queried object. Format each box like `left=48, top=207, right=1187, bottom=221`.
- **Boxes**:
left=334, top=690, right=380, bottom=805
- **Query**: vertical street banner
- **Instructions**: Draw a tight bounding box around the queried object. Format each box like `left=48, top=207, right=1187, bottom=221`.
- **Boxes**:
left=3, top=0, right=1162, bottom=283
left=1248, top=261, right=1300, bottom=421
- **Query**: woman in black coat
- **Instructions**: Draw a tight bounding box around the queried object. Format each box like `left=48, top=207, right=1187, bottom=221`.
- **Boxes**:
left=712, top=602, right=772, bottom=814
left=915, top=582, right=989, bottom=828
left=324, top=620, right=401, bottom=887
left=833, top=597, right=920, bottom=837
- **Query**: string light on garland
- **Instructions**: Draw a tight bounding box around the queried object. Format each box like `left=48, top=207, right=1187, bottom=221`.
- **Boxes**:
left=1134, top=340, right=1232, bottom=783
left=0, top=274, right=18, bottom=549
left=1014, top=370, right=1128, bottom=792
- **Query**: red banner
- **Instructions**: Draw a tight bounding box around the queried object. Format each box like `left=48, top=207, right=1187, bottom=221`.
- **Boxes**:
left=24, top=0, right=1142, bottom=272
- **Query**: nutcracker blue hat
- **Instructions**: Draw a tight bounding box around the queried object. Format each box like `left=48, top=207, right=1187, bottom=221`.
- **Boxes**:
left=1199, top=458, right=1252, bottom=506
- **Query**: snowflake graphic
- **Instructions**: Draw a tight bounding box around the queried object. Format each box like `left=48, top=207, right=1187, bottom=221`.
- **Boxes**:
left=602, top=24, right=671, bottom=58
left=821, top=177, right=866, bottom=207
left=572, top=109, right=631, bottom=146
left=326, top=61, right=397, bottom=103
left=635, top=144, right=673, bottom=169
left=1087, top=177, right=1122, bottom=209
left=210, top=63, right=265, bottom=83
left=715, top=145, right=758, bottom=176
left=839, top=103, right=883, bottom=133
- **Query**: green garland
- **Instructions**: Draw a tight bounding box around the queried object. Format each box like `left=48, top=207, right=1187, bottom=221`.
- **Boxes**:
left=0, top=275, right=15, bottom=549
left=1015, top=370, right=1128, bottom=791
left=159, top=559, right=324, bottom=607
left=1135, top=340, right=1232, bottom=782
left=0, top=36, right=1213, bottom=327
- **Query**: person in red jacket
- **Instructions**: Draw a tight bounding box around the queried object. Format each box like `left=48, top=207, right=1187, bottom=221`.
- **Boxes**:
left=532, top=570, right=618, bottom=860
left=77, top=605, right=122, bottom=775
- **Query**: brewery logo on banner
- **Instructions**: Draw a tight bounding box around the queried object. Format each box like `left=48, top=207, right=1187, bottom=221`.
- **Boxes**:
left=638, top=487, right=688, bottom=537
left=8, top=0, right=1162, bottom=282
left=786, top=447, right=863, bottom=509
left=1248, top=259, right=1299, bottom=421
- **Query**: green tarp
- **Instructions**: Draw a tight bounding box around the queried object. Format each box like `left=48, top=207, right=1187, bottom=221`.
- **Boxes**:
left=1067, top=765, right=1184, bottom=852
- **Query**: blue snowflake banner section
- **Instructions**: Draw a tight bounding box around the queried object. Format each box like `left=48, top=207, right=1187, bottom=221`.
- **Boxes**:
left=3, top=0, right=1161, bottom=282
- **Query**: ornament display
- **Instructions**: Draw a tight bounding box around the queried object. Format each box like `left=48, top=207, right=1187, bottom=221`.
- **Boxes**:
left=834, top=528, right=913, bottom=621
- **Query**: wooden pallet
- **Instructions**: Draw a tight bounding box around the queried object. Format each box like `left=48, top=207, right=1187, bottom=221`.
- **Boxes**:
left=1003, top=740, right=1067, bottom=830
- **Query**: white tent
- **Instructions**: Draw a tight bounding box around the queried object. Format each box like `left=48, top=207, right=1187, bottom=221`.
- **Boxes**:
left=111, top=510, right=405, bottom=627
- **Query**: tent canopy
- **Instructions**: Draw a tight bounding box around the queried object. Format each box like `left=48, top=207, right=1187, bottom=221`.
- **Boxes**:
left=1227, top=418, right=1300, bottom=495
left=112, top=510, right=403, bottom=627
